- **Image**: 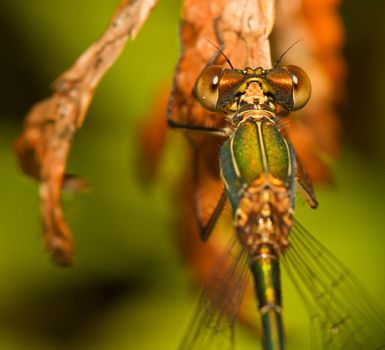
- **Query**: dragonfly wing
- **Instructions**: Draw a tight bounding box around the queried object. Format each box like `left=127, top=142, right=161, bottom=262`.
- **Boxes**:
left=179, top=237, right=249, bottom=350
left=283, top=221, right=385, bottom=350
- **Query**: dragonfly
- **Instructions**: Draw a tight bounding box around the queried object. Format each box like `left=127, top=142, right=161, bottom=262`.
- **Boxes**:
left=168, top=54, right=385, bottom=349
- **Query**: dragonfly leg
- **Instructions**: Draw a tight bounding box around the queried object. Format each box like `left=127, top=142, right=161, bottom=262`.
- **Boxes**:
left=191, top=143, right=228, bottom=241
left=195, top=189, right=227, bottom=241
left=167, top=118, right=230, bottom=136
left=294, top=155, right=318, bottom=209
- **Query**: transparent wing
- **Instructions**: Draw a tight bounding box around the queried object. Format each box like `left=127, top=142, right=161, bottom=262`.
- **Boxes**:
left=283, top=220, right=385, bottom=350
left=179, top=237, right=249, bottom=350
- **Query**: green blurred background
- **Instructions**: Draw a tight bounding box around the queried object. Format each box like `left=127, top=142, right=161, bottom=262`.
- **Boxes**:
left=0, top=1, right=384, bottom=349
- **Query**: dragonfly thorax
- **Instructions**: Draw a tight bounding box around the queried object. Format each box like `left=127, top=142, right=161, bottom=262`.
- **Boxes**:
left=234, top=174, right=292, bottom=256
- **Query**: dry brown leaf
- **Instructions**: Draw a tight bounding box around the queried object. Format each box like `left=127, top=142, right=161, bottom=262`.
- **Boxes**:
left=14, top=0, right=160, bottom=266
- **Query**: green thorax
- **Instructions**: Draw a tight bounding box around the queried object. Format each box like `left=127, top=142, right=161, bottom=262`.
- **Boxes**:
left=220, top=117, right=294, bottom=210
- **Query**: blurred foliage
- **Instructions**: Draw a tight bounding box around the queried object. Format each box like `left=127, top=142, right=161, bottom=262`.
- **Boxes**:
left=0, top=0, right=384, bottom=349
left=341, top=0, right=385, bottom=162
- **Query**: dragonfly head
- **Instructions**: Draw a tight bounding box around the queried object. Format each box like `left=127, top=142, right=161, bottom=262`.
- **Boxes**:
left=193, top=64, right=311, bottom=117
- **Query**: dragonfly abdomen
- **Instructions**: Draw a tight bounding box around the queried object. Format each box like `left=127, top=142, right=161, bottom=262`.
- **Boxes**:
left=250, top=244, right=285, bottom=350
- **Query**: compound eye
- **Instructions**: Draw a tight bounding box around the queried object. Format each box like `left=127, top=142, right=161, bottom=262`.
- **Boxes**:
left=284, top=65, right=311, bottom=111
left=193, top=65, right=225, bottom=111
